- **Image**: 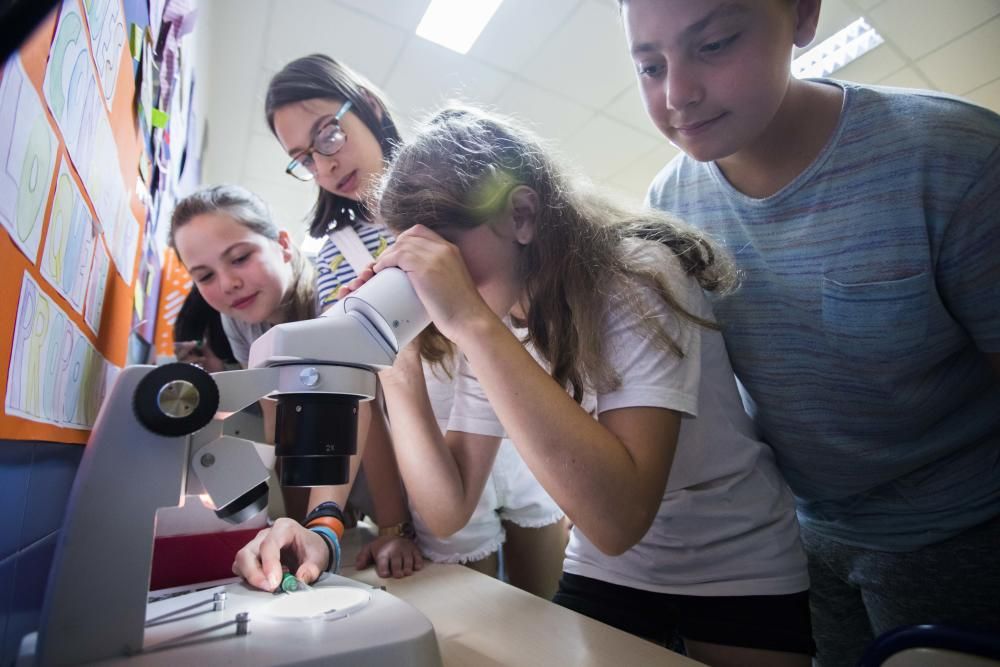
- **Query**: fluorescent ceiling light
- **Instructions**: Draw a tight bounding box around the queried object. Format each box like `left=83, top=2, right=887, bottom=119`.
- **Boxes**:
left=416, top=0, right=503, bottom=55
left=793, top=17, right=884, bottom=79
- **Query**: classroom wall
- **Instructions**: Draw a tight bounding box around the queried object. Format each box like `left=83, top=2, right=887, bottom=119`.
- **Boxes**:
left=0, top=0, right=202, bottom=661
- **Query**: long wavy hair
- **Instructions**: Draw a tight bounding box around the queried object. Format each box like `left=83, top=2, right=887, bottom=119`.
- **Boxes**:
left=375, top=106, right=737, bottom=402
left=265, top=54, right=402, bottom=238
left=169, top=184, right=317, bottom=324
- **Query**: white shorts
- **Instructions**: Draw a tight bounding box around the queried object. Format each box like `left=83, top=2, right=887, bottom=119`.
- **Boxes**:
left=411, top=438, right=564, bottom=564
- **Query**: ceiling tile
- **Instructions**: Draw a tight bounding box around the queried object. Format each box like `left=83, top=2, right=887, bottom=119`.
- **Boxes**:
left=561, top=114, right=661, bottom=182
left=492, top=79, right=594, bottom=142
left=264, top=0, right=408, bottom=86
left=470, top=0, right=580, bottom=73
left=332, top=0, right=430, bottom=32
left=831, top=42, right=906, bottom=83
left=603, top=85, right=663, bottom=140
left=383, top=38, right=512, bottom=120
left=853, top=0, right=886, bottom=9
left=607, top=143, right=679, bottom=204
left=869, top=0, right=1000, bottom=60
left=875, top=66, right=933, bottom=90
left=520, top=0, right=636, bottom=109
left=916, top=17, right=1000, bottom=95
left=966, top=77, right=1000, bottom=114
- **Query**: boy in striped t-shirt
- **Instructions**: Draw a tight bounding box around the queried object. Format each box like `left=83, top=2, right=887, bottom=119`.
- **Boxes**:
left=618, top=1, right=1000, bottom=666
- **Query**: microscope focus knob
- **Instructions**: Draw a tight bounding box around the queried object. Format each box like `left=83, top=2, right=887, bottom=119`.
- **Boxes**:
left=133, top=363, right=220, bottom=436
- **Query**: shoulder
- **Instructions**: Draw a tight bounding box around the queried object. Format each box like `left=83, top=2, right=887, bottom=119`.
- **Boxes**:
left=838, top=80, right=1000, bottom=162
left=646, top=151, right=711, bottom=211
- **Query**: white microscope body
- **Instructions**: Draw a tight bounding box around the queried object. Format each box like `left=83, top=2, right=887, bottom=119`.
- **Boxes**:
left=19, top=269, right=442, bottom=666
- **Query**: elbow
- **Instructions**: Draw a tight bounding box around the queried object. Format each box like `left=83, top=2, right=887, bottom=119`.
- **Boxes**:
left=589, top=533, right=640, bottom=558
left=584, top=509, right=656, bottom=557
left=423, top=513, right=470, bottom=539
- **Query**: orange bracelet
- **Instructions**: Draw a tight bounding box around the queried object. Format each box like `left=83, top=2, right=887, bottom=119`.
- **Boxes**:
left=306, top=515, right=345, bottom=539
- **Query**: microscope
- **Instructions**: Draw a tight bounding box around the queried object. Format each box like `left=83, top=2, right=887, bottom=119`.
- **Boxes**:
left=19, top=268, right=443, bottom=666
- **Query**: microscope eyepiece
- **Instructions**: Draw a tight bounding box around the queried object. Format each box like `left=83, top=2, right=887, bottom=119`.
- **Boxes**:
left=275, top=393, right=359, bottom=486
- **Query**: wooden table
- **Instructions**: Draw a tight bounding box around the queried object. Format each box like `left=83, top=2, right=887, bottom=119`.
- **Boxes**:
left=340, top=528, right=703, bottom=667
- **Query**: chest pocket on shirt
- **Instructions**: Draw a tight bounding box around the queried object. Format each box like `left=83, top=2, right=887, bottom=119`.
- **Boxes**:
left=821, top=272, right=930, bottom=361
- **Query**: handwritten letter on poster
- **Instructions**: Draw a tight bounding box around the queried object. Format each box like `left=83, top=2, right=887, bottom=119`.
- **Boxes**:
left=0, top=56, right=58, bottom=263
left=41, top=157, right=98, bottom=314
left=5, top=273, right=113, bottom=429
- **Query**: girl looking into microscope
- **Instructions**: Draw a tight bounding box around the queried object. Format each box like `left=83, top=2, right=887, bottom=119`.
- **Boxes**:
left=342, top=106, right=813, bottom=667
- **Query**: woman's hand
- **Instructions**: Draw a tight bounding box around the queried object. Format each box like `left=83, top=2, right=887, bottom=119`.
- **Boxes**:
left=340, top=226, right=495, bottom=342
left=232, top=518, right=330, bottom=590
left=355, top=536, right=425, bottom=578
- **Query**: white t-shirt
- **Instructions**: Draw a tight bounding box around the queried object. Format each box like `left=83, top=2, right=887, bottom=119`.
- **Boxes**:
left=449, top=242, right=808, bottom=596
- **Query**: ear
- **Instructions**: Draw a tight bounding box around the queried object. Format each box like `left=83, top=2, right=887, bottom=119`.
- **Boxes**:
left=506, top=186, right=538, bottom=246
left=276, top=230, right=294, bottom=262
left=359, top=88, right=384, bottom=123
left=792, top=0, right=822, bottom=49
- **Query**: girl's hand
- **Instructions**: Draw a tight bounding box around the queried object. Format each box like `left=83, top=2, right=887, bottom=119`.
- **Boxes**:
left=362, top=226, right=495, bottom=342
left=354, top=535, right=425, bottom=578
left=232, top=518, right=331, bottom=590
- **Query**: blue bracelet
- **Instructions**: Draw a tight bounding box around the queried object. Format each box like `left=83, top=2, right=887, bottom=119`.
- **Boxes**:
left=309, top=526, right=341, bottom=573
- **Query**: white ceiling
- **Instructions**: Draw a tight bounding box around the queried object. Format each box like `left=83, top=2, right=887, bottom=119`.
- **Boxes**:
left=195, top=0, right=1000, bottom=244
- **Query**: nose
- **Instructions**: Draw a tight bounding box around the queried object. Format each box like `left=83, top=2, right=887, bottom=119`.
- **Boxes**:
left=664, top=64, right=702, bottom=111
left=220, top=268, right=242, bottom=294
left=312, top=151, right=339, bottom=176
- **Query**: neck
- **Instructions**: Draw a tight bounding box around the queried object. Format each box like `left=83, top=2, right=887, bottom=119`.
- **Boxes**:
left=716, top=78, right=844, bottom=199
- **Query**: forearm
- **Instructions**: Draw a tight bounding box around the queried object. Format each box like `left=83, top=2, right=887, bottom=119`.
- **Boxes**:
left=360, top=392, right=410, bottom=526
left=454, top=315, right=670, bottom=554
left=380, top=363, right=490, bottom=536
left=302, top=399, right=372, bottom=514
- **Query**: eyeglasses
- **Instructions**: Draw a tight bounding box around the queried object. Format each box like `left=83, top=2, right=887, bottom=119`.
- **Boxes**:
left=285, top=100, right=353, bottom=181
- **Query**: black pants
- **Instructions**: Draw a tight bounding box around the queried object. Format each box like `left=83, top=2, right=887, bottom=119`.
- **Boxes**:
left=553, top=572, right=815, bottom=655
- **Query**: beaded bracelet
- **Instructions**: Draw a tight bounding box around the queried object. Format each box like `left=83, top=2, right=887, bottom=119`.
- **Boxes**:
left=309, top=525, right=342, bottom=573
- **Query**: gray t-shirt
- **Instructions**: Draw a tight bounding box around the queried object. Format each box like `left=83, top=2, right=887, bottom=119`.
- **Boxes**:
left=220, top=315, right=269, bottom=367
left=647, top=80, right=1000, bottom=550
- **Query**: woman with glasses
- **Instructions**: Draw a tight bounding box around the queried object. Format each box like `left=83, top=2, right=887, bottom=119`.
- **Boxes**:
left=232, top=54, right=567, bottom=599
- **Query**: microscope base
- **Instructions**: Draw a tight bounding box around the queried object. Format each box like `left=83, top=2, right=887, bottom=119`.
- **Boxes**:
left=19, top=574, right=442, bottom=666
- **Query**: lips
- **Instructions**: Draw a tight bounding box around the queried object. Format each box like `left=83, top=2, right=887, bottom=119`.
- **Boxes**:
left=231, top=293, right=258, bottom=310
left=337, top=170, right=358, bottom=191
left=674, top=113, right=726, bottom=136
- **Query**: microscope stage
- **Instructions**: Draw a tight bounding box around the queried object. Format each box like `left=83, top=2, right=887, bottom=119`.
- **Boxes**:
left=20, top=575, right=441, bottom=666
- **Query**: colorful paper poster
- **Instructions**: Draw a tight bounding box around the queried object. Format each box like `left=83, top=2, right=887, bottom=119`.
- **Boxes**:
left=45, top=0, right=138, bottom=283
left=84, top=238, right=110, bottom=334
left=83, top=0, right=126, bottom=105
left=40, top=157, right=98, bottom=314
left=153, top=247, right=191, bottom=359
left=0, top=56, right=58, bottom=264
left=5, top=273, right=113, bottom=429
left=44, top=0, right=104, bottom=179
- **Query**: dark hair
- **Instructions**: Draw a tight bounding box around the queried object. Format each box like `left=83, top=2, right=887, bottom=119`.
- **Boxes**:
left=377, top=105, right=736, bottom=401
left=174, top=288, right=238, bottom=364
left=265, top=54, right=402, bottom=238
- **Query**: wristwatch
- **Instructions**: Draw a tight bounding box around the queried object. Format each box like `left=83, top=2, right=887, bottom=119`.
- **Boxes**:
left=378, top=521, right=415, bottom=539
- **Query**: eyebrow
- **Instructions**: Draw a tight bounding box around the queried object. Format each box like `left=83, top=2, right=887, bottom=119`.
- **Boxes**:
left=287, top=114, right=335, bottom=156
left=186, top=242, right=254, bottom=274
left=630, top=2, right=749, bottom=55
